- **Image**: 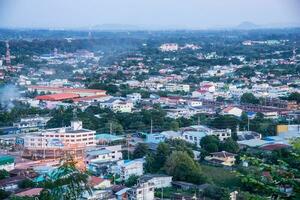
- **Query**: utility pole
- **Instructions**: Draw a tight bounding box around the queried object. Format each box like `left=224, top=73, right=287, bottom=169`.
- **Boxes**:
left=161, top=187, right=163, bottom=200
left=127, top=135, right=130, bottom=160
left=247, top=117, right=250, bottom=131
left=150, top=118, right=153, bottom=134
left=110, top=122, right=113, bottom=134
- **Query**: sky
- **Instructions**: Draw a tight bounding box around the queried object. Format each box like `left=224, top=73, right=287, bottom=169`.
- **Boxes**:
left=0, top=0, right=299, bottom=29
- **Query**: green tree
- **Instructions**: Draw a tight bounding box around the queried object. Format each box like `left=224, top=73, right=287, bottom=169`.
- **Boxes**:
left=0, top=189, right=10, bottom=199
left=221, top=138, right=239, bottom=153
left=240, top=93, right=259, bottom=104
left=41, top=157, right=91, bottom=200
left=203, top=185, right=230, bottom=200
left=0, top=169, right=9, bottom=180
left=164, top=151, right=205, bottom=184
left=18, top=178, right=36, bottom=189
left=200, top=136, right=220, bottom=153
left=287, top=92, right=300, bottom=103
left=125, top=175, right=139, bottom=187
left=133, top=143, right=149, bottom=159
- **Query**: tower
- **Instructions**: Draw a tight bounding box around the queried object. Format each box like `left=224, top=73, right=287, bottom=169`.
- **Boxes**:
left=5, top=41, right=11, bottom=66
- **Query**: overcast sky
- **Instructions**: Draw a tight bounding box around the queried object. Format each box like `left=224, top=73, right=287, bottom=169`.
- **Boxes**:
left=0, top=0, right=299, bottom=29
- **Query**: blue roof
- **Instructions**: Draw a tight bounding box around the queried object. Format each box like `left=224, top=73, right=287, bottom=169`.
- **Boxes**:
left=95, top=134, right=124, bottom=141
left=87, top=149, right=112, bottom=156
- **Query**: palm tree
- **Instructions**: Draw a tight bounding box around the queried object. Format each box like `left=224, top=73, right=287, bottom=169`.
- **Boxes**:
left=41, top=156, right=91, bottom=200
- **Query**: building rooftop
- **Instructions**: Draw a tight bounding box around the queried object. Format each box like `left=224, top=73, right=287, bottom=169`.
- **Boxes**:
left=0, top=155, right=14, bottom=165
left=35, top=93, right=79, bottom=101
left=15, top=188, right=43, bottom=197
left=28, top=85, right=106, bottom=94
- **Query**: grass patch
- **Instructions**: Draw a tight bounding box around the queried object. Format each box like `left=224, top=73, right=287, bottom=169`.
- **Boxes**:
left=200, top=164, right=241, bottom=189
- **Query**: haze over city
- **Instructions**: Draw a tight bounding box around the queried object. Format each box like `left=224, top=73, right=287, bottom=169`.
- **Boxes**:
left=0, top=0, right=300, bottom=29
left=1, top=1, right=300, bottom=200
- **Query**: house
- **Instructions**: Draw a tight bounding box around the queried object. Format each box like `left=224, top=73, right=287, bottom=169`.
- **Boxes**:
left=86, top=145, right=123, bottom=164
left=237, top=131, right=261, bottom=141
left=145, top=133, right=166, bottom=144
left=0, top=176, right=26, bottom=191
left=188, top=125, right=232, bottom=141
left=101, top=98, right=133, bottom=113
left=160, top=131, right=182, bottom=140
left=13, top=116, right=51, bottom=133
left=138, top=174, right=172, bottom=189
left=205, top=151, right=236, bottom=166
left=113, top=186, right=130, bottom=200
left=159, top=43, right=179, bottom=52
left=126, top=93, right=142, bottom=104
left=120, top=159, right=144, bottom=180
left=89, top=176, right=111, bottom=189
left=0, top=156, right=15, bottom=171
left=82, top=189, right=116, bottom=200
left=182, top=131, right=206, bottom=147
left=221, top=106, right=243, bottom=117
left=14, top=188, right=43, bottom=197
left=127, top=181, right=155, bottom=200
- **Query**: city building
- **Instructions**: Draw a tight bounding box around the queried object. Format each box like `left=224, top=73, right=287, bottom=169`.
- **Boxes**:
left=120, top=159, right=144, bottom=180
left=127, top=181, right=155, bottom=200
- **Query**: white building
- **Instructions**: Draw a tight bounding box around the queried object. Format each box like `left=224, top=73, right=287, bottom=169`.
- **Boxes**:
left=127, top=182, right=154, bottom=200
left=120, top=159, right=144, bottom=180
left=164, top=83, right=190, bottom=92
left=21, top=120, right=96, bottom=149
left=139, top=174, right=172, bottom=189
left=182, top=125, right=232, bottom=147
left=221, top=106, right=243, bottom=118
left=159, top=43, right=179, bottom=52
left=101, top=99, right=133, bottom=113
left=86, top=145, right=123, bottom=163
left=127, top=93, right=142, bottom=104
left=13, top=116, right=51, bottom=133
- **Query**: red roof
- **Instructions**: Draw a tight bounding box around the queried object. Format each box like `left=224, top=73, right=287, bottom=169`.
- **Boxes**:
left=15, top=188, right=43, bottom=197
left=35, top=93, right=79, bottom=101
left=196, top=89, right=208, bottom=93
left=260, top=143, right=290, bottom=151
left=89, top=176, right=106, bottom=187
left=28, top=85, right=106, bottom=94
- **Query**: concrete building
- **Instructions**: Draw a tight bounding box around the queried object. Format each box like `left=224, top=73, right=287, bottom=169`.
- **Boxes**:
left=127, top=181, right=154, bottom=200
left=86, top=145, right=123, bottom=164
left=159, top=43, right=179, bottom=52
left=22, top=120, right=96, bottom=149
left=120, top=159, right=144, bottom=180
left=139, top=174, right=172, bottom=189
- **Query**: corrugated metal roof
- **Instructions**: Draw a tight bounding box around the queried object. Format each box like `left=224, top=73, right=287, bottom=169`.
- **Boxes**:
left=35, top=93, right=79, bottom=101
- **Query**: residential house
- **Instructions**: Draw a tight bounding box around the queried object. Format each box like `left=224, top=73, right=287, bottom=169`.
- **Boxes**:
left=205, top=151, right=236, bottom=166
left=139, top=174, right=172, bottom=189
left=120, top=159, right=144, bottom=180
left=127, top=182, right=155, bottom=200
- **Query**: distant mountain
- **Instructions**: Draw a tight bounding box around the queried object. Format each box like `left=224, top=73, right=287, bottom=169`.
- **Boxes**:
left=235, top=21, right=260, bottom=30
